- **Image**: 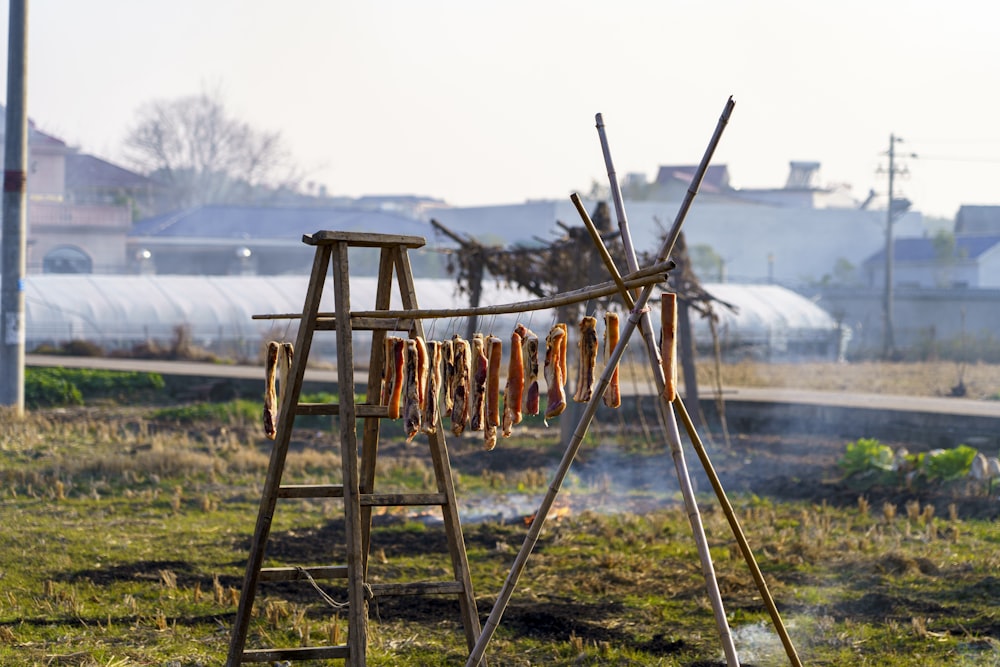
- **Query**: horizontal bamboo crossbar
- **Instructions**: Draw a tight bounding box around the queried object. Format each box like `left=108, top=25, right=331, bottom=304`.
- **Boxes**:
left=253, top=259, right=673, bottom=323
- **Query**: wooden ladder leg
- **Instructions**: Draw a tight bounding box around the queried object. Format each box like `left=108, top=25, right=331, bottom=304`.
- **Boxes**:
left=359, top=246, right=398, bottom=576
left=227, top=244, right=333, bottom=666
left=393, top=247, right=485, bottom=657
left=331, top=241, right=368, bottom=667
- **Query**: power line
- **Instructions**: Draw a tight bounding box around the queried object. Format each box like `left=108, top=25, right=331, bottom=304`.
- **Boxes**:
left=914, top=154, right=1000, bottom=164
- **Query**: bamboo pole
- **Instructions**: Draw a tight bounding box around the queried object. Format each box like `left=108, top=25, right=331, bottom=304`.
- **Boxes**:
left=252, top=262, right=673, bottom=322
left=575, top=193, right=802, bottom=667
left=675, top=399, right=804, bottom=667
left=466, top=99, right=735, bottom=667
left=597, top=103, right=740, bottom=667
left=464, top=270, right=655, bottom=667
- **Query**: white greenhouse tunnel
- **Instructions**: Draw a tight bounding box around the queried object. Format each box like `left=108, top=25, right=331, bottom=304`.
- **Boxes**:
left=23, top=276, right=846, bottom=362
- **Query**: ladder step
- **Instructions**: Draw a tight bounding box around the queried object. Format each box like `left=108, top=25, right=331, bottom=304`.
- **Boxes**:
left=362, top=492, right=447, bottom=506
left=295, top=403, right=388, bottom=418
left=242, top=644, right=350, bottom=662
left=278, top=485, right=447, bottom=506
left=279, top=484, right=344, bottom=498
left=314, top=316, right=414, bottom=332
left=369, top=581, right=465, bottom=597
left=259, top=565, right=348, bottom=581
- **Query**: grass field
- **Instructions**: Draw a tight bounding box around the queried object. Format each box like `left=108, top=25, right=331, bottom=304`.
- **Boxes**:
left=2, top=363, right=1000, bottom=665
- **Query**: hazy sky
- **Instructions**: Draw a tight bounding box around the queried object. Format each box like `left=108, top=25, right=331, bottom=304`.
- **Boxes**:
left=5, top=0, right=1000, bottom=218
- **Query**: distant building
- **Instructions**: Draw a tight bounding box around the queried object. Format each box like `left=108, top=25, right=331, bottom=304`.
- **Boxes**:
left=0, top=105, right=158, bottom=274
left=428, top=161, right=922, bottom=289
left=127, top=204, right=450, bottom=276
left=646, top=161, right=859, bottom=209
left=863, top=235, right=1000, bottom=289
left=955, top=205, right=1000, bottom=235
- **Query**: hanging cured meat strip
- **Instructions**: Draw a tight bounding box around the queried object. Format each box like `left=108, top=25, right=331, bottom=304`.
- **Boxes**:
left=380, top=336, right=395, bottom=406
left=544, top=324, right=567, bottom=420
left=573, top=316, right=599, bottom=403
left=603, top=311, right=622, bottom=408
left=421, top=340, right=443, bottom=435
left=484, top=335, right=502, bottom=450
left=387, top=337, right=406, bottom=420
left=414, top=336, right=428, bottom=411
left=403, top=338, right=422, bottom=441
left=516, top=324, right=540, bottom=416
left=263, top=341, right=280, bottom=440
left=441, top=338, right=456, bottom=415
left=661, top=292, right=678, bottom=402
left=502, top=329, right=524, bottom=437
left=470, top=334, right=488, bottom=431
left=450, top=335, right=472, bottom=436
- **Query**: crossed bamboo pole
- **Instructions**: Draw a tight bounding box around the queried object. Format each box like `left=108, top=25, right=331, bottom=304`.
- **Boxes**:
left=466, top=97, right=744, bottom=667
left=595, top=104, right=740, bottom=667
left=573, top=195, right=803, bottom=667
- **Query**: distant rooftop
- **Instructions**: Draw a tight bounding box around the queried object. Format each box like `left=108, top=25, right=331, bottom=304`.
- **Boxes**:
left=864, top=234, right=1000, bottom=264
left=129, top=204, right=436, bottom=243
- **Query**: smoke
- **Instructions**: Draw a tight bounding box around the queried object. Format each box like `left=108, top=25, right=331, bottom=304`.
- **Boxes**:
left=728, top=620, right=789, bottom=666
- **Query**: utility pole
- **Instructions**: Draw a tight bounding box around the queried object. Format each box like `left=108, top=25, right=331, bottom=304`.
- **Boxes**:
left=1, top=0, right=29, bottom=414
left=880, top=134, right=914, bottom=361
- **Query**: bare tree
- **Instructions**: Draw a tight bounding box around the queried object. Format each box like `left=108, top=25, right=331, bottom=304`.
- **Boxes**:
left=124, top=86, right=300, bottom=210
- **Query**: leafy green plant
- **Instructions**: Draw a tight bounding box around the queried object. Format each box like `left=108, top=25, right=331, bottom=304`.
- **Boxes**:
left=838, top=438, right=894, bottom=477
left=923, top=445, right=978, bottom=481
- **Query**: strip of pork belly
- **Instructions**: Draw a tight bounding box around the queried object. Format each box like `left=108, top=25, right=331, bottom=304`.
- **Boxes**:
left=543, top=324, right=567, bottom=420
left=421, top=340, right=442, bottom=434
left=484, top=335, right=503, bottom=450
left=502, top=329, right=524, bottom=437
left=450, top=335, right=472, bottom=436
left=263, top=341, right=280, bottom=440
left=441, top=338, right=455, bottom=415
left=661, top=293, right=678, bottom=402
left=403, top=338, right=422, bottom=442
left=387, top=337, right=406, bottom=420
left=603, top=312, right=622, bottom=408
left=470, top=333, right=488, bottom=431
left=573, top=316, right=598, bottom=403
left=515, top=324, right=540, bottom=416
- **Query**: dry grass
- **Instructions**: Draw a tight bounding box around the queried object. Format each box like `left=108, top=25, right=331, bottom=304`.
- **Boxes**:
left=690, top=359, right=1000, bottom=399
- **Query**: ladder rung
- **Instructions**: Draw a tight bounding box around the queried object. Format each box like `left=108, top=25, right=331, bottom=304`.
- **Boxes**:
left=259, top=565, right=348, bottom=582
left=242, top=645, right=350, bottom=662
left=295, top=403, right=388, bottom=418
left=360, top=492, right=447, bottom=506
left=314, top=316, right=414, bottom=332
left=369, top=581, right=464, bottom=597
left=279, top=484, right=344, bottom=499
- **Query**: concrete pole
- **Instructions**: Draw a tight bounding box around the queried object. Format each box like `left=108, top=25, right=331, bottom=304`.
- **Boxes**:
left=882, top=133, right=897, bottom=360
left=1, top=0, right=29, bottom=414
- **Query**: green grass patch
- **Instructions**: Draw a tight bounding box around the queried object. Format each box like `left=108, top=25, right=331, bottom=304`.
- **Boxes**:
left=4, top=407, right=1000, bottom=665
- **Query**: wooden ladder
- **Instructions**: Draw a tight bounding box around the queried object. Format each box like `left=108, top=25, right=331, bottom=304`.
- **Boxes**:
left=226, top=231, right=484, bottom=666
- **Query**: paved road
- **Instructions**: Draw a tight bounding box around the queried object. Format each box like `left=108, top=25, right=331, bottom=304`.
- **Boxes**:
left=26, top=355, right=1000, bottom=419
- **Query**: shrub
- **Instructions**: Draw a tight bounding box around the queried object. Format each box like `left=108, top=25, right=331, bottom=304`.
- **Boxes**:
left=24, top=368, right=165, bottom=407
left=25, top=372, right=83, bottom=408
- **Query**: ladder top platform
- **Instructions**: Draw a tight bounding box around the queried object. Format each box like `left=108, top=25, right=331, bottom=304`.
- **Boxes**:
left=303, top=230, right=426, bottom=249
